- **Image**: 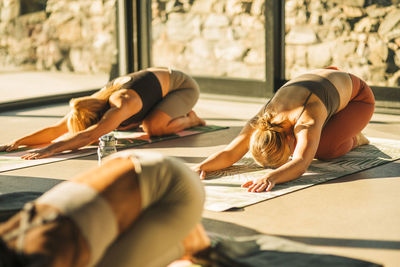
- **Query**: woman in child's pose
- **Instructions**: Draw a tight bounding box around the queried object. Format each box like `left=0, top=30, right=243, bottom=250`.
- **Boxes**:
left=0, top=67, right=205, bottom=159
left=194, top=67, right=374, bottom=192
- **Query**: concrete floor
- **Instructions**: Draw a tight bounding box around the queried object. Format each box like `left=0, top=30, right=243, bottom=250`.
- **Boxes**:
left=0, top=93, right=400, bottom=266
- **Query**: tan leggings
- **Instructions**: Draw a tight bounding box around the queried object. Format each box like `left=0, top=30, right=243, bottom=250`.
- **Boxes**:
left=155, top=69, right=200, bottom=119
left=98, top=151, right=204, bottom=267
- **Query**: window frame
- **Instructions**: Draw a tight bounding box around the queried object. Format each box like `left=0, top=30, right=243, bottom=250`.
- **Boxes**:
left=132, top=0, right=400, bottom=110
left=125, top=0, right=285, bottom=99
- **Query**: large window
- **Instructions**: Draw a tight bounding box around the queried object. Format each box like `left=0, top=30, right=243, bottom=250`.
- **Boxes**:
left=144, top=0, right=283, bottom=98
left=0, top=0, right=117, bottom=104
left=285, top=0, right=400, bottom=88
left=2, top=0, right=399, bottom=108
left=151, top=0, right=266, bottom=80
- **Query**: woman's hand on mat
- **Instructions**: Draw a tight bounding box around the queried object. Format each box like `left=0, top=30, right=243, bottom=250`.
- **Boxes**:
left=21, top=147, right=54, bottom=160
left=192, top=165, right=207, bottom=179
left=0, top=142, right=19, bottom=152
left=242, top=177, right=275, bottom=193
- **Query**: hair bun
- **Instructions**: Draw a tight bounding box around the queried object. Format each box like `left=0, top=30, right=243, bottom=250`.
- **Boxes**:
left=255, top=113, right=285, bottom=133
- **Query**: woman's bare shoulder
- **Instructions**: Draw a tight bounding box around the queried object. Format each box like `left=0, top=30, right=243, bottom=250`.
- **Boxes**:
left=270, top=85, right=312, bottom=112
left=295, top=99, right=327, bottom=129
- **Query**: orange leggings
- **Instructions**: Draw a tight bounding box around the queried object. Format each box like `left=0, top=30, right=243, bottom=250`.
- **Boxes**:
left=315, top=73, right=375, bottom=160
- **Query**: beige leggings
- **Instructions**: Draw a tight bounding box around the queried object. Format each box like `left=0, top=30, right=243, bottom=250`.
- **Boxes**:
left=98, top=150, right=205, bottom=267
left=155, top=69, right=200, bottom=119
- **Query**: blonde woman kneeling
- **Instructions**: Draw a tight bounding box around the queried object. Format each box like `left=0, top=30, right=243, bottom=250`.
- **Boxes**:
left=194, top=67, right=375, bottom=192
left=0, top=67, right=205, bottom=159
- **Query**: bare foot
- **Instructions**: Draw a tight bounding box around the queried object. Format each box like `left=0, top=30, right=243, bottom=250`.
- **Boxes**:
left=355, top=133, right=370, bottom=147
left=181, top=224, right=210, bottom=258
left=187, top=111, right=206, bottom=127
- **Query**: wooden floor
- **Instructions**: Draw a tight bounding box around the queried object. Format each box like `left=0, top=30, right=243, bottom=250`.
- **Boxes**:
left=0, top=94, right=399, bottom=266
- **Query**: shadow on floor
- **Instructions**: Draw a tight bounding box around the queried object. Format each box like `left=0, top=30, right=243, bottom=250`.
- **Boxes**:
left=203, top=218, right=400, bottom=250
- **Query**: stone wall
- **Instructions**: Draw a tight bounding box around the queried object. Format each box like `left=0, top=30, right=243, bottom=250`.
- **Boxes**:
left=152, top=0, right=266, bottom=79
left=2, top=0, right=400, bottom=87
left=0, top=0, right=117, bottom=74
left=286, top=0, right=400, bottom=87
left=153, top=0, right=400, bottom=87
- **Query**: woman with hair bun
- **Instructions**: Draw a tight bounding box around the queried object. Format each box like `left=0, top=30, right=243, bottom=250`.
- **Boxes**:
left=194, top=67, right=375, bottom=193
left=0, top=67, right=205, bottom=159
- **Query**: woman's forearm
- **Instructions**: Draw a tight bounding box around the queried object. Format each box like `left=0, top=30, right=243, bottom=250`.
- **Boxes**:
left=199, top=127, right=253, bottom=173
left=267, top=158, right=309, bottom=184
left=44, top=132, right=96, bottom=154
left=199, top=150, right=240, bottom=172
left=14, top=124, right=68, bottom=147
left=21, top=107, right=126, bottom=159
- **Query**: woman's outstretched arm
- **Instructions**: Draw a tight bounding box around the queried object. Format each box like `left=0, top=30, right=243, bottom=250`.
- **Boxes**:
left=193, top=103, right=269, bottom=179
left=193, top=102, right=269, bottom=179
left=21, top=94, right=141, bottom=159
left=21, top=107, right=128, bottom=159
left=0, top=116, right=69, bottom=152
left=193, top=118, right=256, bottom=179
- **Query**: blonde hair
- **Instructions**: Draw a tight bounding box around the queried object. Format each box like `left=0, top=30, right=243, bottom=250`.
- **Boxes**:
left=250, top=112, right=291, bottom=168
left=67, top=81, right=125, bottom=134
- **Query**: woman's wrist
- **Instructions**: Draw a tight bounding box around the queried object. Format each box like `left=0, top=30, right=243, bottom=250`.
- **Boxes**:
left=264, top=173, right=278, bottom=185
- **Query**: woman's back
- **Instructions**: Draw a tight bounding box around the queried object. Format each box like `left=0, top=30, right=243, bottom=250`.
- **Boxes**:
left=268, top=68, right=353, bottom=120
left=307, top=68, right=353, bottom=111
